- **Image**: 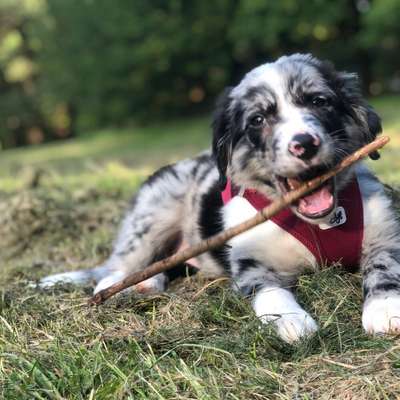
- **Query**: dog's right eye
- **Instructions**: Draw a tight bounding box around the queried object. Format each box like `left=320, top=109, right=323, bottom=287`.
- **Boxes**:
left=249, top=114, right=265, bottom=128
left=311, top=95, right=329, bottom=108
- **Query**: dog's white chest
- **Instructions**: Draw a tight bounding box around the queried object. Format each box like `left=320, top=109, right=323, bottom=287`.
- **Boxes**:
left=223, top=196, right=317, bottom=273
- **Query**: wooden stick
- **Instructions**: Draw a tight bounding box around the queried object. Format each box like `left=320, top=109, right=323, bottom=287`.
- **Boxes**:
left=89, top=136, right=390, bottom=305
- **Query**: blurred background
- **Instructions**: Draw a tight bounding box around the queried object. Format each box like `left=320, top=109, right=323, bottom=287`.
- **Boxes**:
left=0, top=0, right=400, bottom=186
left=1, top=0, right=400, bottom=147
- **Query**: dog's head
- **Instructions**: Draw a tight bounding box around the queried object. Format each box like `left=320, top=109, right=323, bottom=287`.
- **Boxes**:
left=213, top=53, right=381, bottom=222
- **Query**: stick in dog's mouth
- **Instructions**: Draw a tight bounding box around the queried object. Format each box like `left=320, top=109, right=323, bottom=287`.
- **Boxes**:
left=89, top=135, right=390, bottom=306
left=278, top=175, right=335, bottom=218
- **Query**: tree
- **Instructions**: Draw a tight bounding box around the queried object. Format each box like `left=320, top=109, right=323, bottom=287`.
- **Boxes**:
left=0, top=0, right=399, bottom=148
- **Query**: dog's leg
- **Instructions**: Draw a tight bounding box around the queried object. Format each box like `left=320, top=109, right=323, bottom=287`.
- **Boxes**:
left=222, top=196, right=318, bottom=343
left=359, top=171, right=400, bottom=334
left=95, top=164, right=195, bottom=294
left=362, top=251, right=400, bottom=334
left=40, top=160, right=199, bottom=294
left=92, top=224, right=180, bottom=296
left=233, top=261, right=318, bottom=343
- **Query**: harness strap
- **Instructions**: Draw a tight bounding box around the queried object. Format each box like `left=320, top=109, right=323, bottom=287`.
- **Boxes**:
left=221, top=179, right=363, bottom=268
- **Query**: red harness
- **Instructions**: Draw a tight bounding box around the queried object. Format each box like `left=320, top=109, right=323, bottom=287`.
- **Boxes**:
left=221, top=179, right=364, bottom=268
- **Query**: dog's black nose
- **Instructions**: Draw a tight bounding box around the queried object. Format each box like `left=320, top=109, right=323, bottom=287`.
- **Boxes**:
left=288, top=133, right=320, bottom=160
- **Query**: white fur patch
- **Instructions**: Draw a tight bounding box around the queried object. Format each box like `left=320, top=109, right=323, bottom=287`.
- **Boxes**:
left=36, top=271, right=91, bottom=289
left=35, top=265, right=109, bottom=289
left=253, top=287, right=318, bottom=343
left=362, top=296, right=400, bottom=334
left=93, top=271, right=126, bottom=294
left=223, top=196, right=317, bottom=275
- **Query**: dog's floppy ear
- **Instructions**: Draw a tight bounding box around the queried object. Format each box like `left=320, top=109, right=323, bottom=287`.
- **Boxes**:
left=212, top=87, right=234, bottom=188
left=365, top=106, right=382, bottom=159
left=337, top=71, right=382, bottom=160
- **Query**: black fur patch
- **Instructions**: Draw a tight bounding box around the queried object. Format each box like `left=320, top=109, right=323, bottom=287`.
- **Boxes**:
left=312, top=58, right=382, bottom=146
left=255, top=177, right=274, bottom=187
left=165, top=264, right=199, bottom=281
left=199, top=180, right=231, bottom=273
left=191, top=153, right=213, bottom=178
left=239, top=283, right=264, bottom=296
left=374, top=282, right=400, bottom=293
left=373, top=264, right=388, bottom=271
left=212, top=87, right=234, bottom=187
left=145, top=163, right=180, bottom=186
left=197, top=161, right=215, bottom=183
left=362, top=282, right=370, bottom=298
left=246, top=127, right=263, bottom=149
left=238, top=258, right=258, bottom=274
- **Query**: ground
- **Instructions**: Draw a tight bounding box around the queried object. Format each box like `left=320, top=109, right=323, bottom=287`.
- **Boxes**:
left=1, top=97, right=400, bottom=399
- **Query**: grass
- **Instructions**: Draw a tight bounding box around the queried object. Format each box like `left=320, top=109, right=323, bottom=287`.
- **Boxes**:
left=0, top=117, right=210, bottom=193
left=1, top=96, right=400, bottom=399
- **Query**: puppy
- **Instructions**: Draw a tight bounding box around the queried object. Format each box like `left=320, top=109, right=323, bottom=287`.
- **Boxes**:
left=40, top=54, right=400, bottom=343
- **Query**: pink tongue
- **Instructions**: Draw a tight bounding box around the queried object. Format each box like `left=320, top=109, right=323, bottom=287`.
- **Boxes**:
left=298, top=186, right=333, bottom=216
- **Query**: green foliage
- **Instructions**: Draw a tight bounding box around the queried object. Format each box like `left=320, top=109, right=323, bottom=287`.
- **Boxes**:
left=34, top=0, right=239, bottom=129
left=358, top=0, right=400, bottom=90
left=0, top=0, right=400, bottom=147
left=0, top=0, right=47, bottom=147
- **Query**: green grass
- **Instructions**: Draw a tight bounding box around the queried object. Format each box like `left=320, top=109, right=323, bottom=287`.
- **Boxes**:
left=1, top=96, right=400, bottom=399
left=0, top=117, right=210, bottom=193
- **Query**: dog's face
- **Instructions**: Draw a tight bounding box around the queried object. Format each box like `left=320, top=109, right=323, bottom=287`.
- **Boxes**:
left=213, top=54, right=381, bottom=222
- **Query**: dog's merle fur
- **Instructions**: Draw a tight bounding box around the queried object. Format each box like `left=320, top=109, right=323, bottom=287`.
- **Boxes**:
left=40, top=54, right=400, bottom=342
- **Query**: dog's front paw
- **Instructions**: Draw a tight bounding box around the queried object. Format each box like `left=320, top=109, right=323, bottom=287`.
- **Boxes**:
left=362, top=296, right=400, bottom=335
left=253, top=288, right=318, bottom=343
left=270, top=312, right=318, bottom=343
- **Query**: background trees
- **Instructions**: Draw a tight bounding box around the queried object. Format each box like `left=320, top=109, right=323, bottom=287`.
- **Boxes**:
left=0, top=0, right=399, bottom=148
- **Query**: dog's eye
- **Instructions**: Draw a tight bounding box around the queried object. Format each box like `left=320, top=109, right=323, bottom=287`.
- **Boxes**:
left=249, top=114, right=265, bottom=128
left=311, top=95, right=328, bottom=107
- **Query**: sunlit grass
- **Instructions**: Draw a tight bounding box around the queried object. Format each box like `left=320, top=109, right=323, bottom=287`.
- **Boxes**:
left=0, top=116, right=210, bottom=193
left=0, top=117, right=209, bottom=173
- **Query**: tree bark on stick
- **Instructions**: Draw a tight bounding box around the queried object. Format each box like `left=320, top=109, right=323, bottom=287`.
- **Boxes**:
left=90, top=136, right=390, bottom=305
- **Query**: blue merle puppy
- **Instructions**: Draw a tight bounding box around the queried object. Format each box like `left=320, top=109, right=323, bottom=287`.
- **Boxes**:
left=39, top=54, right=400, bottom=343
